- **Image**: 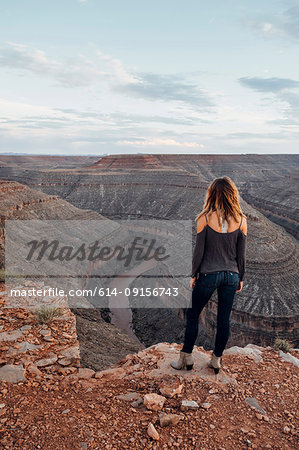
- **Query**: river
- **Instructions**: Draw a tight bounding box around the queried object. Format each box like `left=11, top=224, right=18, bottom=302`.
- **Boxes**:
left=108, top=258, right=158, bottom=345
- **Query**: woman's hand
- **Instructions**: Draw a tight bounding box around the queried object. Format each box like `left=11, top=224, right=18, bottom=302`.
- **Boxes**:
left=190, top=277, right=197, bottom=289
left=236, top=281, right=243, bottom=293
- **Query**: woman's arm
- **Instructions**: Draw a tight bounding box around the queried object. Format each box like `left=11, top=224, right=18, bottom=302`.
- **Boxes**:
left=236, top=217, right=247, bottom=292
left=191, top=215, right=207, bottom=284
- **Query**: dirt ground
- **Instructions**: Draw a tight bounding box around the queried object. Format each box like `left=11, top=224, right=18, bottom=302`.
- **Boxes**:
left=0, top=345, right=298, bottom=449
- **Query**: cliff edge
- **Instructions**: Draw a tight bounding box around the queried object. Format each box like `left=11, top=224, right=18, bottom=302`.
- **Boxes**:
left=0, top=285, right=298, bottom=449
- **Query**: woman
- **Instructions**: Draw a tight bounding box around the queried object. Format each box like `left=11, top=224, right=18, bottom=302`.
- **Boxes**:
left=171, top=176, right=247, bottom=374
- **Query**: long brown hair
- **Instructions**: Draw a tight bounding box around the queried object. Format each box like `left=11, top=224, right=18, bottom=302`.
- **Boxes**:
left=195, top=176, right=246, bottom=226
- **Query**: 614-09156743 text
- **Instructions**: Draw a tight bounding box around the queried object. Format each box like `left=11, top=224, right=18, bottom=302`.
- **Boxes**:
left=9, top=286, right=179, bottom=298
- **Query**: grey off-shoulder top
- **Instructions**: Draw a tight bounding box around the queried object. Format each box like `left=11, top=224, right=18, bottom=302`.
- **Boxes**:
left=191, top=215, right=247, bottom=280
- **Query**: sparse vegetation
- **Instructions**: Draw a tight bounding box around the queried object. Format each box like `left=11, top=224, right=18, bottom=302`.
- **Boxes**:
left=0, top=268, right=5, bottom=282
left=273, top=338, right=293, bottom=353
left=10, top=266, right=25, bottom=279
left=34, top=306, right=64, bottom=324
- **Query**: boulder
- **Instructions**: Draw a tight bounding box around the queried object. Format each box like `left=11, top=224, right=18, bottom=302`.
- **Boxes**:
left=159, top=378, right=183, bottom=398
left=181, top=400, right=199, bottom=410
left=57, top=345, right=80, bottom=366
left=0, top=364, right=26, bottom=383
left=0, top=330, right=23, bottom=341
left=77, top=368, right=95, bottom=379
left=95, top=367, right=126, bottom=379
left=8, top=341, right=42, bottom=355
left=144, top=393, right=166, bottom=411
left=116, top=392, right=142, bottom=402
left=25, top=363, right=42, bottom=377
left=159, top=414, right=183, bottom=427
left=35, top=353, right=58, bottom=367
left=147, top=423, right=159, bottom=441
left=279, top=351, right=299, bottom=368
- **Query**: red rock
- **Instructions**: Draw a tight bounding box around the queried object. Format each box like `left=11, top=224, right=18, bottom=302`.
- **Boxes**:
left=95, top=367, right=126, bottom=379
left=159, top=379, right=183, bottom=398
left=35, top=353, right=58, bottom=367
left=201, top=402, right=211, bottom=409
left=25, top=363, right=42, bottom=377
left=77, top=368, right=95, bottom=379
left=144, top=393, right=166, bottom=411
left=116, top=392, right=141, bottom=402
left=147, top=422, right=159, bottom=440
left=0, top=364, right=26, bottom=383
left=159, top=414, right=183, bottom=427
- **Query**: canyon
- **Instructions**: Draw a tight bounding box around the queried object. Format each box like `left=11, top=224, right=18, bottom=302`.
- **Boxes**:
left=0, top=179, right=144, bottom=370
left=0, top=154, right=298, bottom=357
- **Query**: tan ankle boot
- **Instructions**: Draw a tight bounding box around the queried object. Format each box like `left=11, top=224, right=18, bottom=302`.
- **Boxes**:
left=170, top=351, right=194, bottom=370
left=208, top=352, right=222, bottom=374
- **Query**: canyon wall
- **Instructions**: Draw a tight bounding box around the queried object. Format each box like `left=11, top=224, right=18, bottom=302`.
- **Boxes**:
left=0, top=179, right=144, bottom=369
left=0, top=154, right=297, bottom=237
left=0, top=154, right=298, bottom=349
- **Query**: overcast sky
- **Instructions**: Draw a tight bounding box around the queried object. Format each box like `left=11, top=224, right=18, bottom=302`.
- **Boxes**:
left=0, top=0, right=298, bottom=155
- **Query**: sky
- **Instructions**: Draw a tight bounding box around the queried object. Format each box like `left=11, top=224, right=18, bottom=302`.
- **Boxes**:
left=0, top=0, right=298, bottom=155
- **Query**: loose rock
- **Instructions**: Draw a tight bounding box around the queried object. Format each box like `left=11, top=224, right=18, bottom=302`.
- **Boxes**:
left=201, top=402, right=211, bottom=409
left=144, top=393, right=166, bottom=411
left=0, top=330, right=23, bottom=342
left=159, top=378, right=183, bottom=398
left=181, top=400, right=199, bottom=410
left=0, top=364, right=26, bottom=383
left=245, top=397, right=267, bottom=416
left=159, top=414, right=183, bottom=427
left=77, top=368, right=95, bottom=379
left=35, top=353, right=58, bottom=367
left=116, top=392, right=141, bottom=402
left=147, top=422, right=159, bottom=441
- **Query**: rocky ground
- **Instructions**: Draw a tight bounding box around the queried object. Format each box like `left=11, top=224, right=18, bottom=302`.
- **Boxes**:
left=0, top=283, right=298, bottom=449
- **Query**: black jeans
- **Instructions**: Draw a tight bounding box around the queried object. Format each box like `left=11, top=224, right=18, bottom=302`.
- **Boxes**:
left=182, top=271, right=239, bottom=357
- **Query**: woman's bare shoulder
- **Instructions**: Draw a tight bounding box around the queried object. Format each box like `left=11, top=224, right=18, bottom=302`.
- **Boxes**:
left=240, top=216, right=247, bottom=236
left=196, top=214, right=207, bottom=233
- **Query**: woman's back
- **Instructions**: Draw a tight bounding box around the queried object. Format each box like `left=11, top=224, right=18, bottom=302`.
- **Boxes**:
left=205, top=210, right=243, bottom=234
left=192, top=211, right=247, bottom=281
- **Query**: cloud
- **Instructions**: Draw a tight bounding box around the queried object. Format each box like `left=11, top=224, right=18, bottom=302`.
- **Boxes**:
left=0, top=42, right=110, bottom=87
left=116, top=138, right=201, bottom=148
left=96, top=51, right=138, bottom=84
left=0, top=42, right=137, bottom=87
left=110, top=112, right=210, bottom=126
left=239, top=77, right=299, bottom=93
left=0, top=97, right=210, bottom=154
left=267, top=118, right=299, bottom=127
left=239, top=76, right=299, bottom=123
left=0, top=96, right=209, bottom=144
left=0, top=43, right=212, bottom=108
left=239, top=76, right=299, bottom=119
left=279, top=91, right=299, bottom=109
left=223, top=131, right=287, bottom=140
left=280, top=6, right=299, bottom=40
left=0, top=117, right=71, bottom=129
left=115, top=72, right=213, bottom=107
left=249, top=5, right=299, bottom=41
left=278, top=91, right=299, bottom=120
left=53, top=108, right=206, bottom=128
